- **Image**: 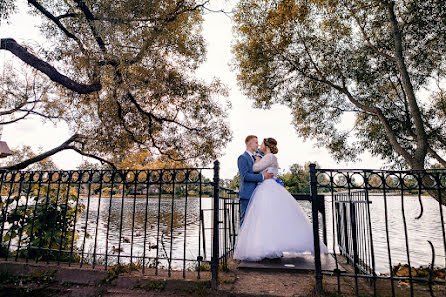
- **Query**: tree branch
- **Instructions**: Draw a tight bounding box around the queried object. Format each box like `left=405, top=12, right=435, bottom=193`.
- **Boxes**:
left=28, top=0, right=78, bottom=41
left=1, top=39, right=101, bottom=94
left=348, top=5, right=396, bottom=62
left=0, top=134, right=116, bottom=170
left=56, top=12, right=78, bottom=20
left=126, top=0, right=209, bottom=65
left=0, top=100, right=30, bottom=116
left=27, top=0, right=86, bottom=54
left=428, top=147, right=446, bottom=168
left=0, top=134, right=80, bottom=170
left=272, top=43, right=415, bottom=165
left=74, top=0, right=107, bottom=53
left=126, top=92, right=200, bottom=132
left=68, top=146, right=117, bottom=169
left=0, top=111, right=31, bottom=125
left=427, top=147, right=446, bottom=167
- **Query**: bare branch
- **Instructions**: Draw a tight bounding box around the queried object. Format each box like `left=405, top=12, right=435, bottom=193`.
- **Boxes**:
left=68, top=146, right=117, bottom=169
left=1, top=38, right=101, bottom=94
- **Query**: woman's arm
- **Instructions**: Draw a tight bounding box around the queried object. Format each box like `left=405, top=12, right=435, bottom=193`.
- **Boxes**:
left=253, top=154, right=273, bottom=172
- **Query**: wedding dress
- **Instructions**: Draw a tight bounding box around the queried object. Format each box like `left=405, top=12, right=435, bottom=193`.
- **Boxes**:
left=233, top=153, right=329, bottom=261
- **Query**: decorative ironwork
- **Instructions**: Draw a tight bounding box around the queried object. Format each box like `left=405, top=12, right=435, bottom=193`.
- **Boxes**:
left=0, top=162, right=240, bottom=284
left=311, top=166, right=446, bottom=297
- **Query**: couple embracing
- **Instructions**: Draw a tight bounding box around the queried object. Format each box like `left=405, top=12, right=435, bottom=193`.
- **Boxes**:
left=234, top=135, right=328, bottom=261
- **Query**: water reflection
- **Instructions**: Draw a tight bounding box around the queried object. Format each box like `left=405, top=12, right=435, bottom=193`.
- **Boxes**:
left=76, top=196, right=213, bottom=270
left=75, top=194, right=445, bottom=273
left=305, top=194, right=446, bottom=273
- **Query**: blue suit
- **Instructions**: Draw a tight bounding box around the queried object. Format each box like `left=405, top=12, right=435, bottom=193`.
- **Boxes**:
left=238, top=152, right=263, bottom=225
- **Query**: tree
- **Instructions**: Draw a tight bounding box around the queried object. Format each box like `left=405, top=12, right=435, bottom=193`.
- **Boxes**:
left=278, top=163, right=309, bottom=193
left=76, top=159, right=103, bottom=170
left=1, top=0, right=231, bottom=170
left=116, top=150, right=187, bottom=170
left=233, top=0, right=445, bottom=171
left=228, top=172, right=240, bottom=190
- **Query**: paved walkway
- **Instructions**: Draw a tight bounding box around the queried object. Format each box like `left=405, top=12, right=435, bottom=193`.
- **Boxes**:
left=238, top=253, right=345, bottom=272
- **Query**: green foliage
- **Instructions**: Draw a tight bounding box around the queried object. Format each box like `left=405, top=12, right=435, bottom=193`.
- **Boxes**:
left=233, top=0, right=446, bottom=168
left=278, top=163, right=310, bottom=194
left=228, top=173, right=240, bottom=190
left=2, top=0, right=232, bottom=165
left=0, top=183, right=84, bottom=261
left=1, top=1, right=232, bottom=169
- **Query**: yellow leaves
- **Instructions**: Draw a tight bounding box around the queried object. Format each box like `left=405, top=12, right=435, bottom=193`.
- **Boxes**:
left=265, top=0, right=309, bottom=28
left=118, top=151, right=152, bottom=170
left=117, top=151, right=186, bottom=170
left=320, top=16, right=351, bottom=38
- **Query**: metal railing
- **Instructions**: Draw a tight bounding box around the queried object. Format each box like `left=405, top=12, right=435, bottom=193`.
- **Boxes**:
left=311, top=165, right=446, bottom=297
left=334, top=190, right=375, bottom=277
left=0, top=161, right=240, bottom=286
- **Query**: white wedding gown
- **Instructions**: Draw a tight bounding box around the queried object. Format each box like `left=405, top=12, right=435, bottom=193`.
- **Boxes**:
left=233, top=153, right=329, bottom=261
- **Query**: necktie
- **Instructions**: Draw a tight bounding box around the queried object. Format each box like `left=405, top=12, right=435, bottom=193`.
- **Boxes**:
left=252, top=155, right=256, bottom=162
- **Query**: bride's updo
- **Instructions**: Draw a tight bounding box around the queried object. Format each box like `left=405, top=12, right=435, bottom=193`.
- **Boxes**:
left=263, top=138, right=278, bottom=154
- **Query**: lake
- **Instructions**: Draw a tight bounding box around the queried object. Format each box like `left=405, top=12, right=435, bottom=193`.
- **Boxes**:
left=74, top=194, right=445, bottom=273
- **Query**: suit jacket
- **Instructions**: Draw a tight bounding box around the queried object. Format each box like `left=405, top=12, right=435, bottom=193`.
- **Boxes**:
left=238, top=152, right=263, bottom=199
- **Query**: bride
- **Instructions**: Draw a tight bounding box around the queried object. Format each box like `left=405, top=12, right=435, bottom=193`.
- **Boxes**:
left=233, top=138, right=329, bottom=261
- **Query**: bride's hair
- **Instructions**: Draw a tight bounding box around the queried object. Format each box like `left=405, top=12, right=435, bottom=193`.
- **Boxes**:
left=263, top=138, right=278, bottom=154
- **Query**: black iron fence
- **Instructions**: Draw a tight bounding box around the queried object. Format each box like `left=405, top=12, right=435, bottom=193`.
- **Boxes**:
left=5, top=159, right=444, bottom=295
left=0, top=161, right=239, bottom=287
left=311, top=165, right=446, bottom=297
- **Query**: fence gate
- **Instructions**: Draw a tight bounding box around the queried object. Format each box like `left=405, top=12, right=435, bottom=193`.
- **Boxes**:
left=310, top=164, right=446, bottom=297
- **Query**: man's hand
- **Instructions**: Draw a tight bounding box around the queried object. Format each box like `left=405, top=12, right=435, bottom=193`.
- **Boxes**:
left=263, top=171, right=274, bottom=180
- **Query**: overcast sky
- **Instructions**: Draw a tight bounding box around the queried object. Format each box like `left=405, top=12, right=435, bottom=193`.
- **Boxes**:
left=0, top=1, right=385, bottom=179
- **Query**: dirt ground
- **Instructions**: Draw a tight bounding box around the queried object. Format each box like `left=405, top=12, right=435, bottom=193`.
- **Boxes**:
left=0, top=258, right=444, bottom=296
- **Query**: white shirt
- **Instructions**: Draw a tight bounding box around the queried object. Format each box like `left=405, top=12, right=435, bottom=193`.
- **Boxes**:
left=245, top=150, right=255, bottom=159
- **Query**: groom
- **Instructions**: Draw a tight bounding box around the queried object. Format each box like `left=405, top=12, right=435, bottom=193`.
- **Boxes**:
left=238, top=135, right=274, bottom=225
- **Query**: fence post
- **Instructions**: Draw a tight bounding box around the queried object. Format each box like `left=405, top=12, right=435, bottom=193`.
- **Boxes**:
left=211, top=160, right=220, bottom=290
left=310, top=163, right=323, bottom=295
